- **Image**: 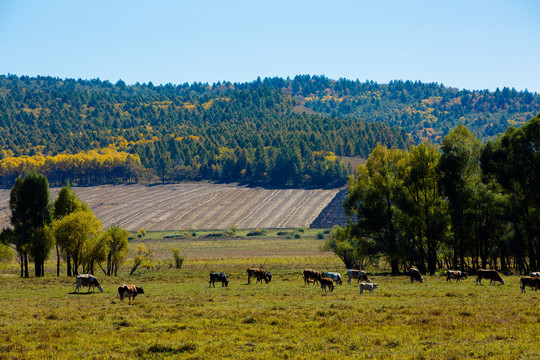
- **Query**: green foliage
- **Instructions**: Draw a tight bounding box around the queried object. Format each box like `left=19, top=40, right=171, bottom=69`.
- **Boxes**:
left=52, top=209, right=103, bottom=275
left=0, top=242, right=13, bottom=262
left=316, top=232, right=325, bottom=239
left=224, top=224, right=238, bottom=237
left=103, top=226, right=129, bottom=276
left=171, top=248, right=185, bottom=269
left=8, top=173, right=53, bottom=277
left=323, top=225, right=377, bottom=269
left=0, top=75, right=415, bottom=189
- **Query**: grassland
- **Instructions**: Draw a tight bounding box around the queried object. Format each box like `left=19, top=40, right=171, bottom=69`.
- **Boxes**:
left=0, top=230, right=539, bottom=359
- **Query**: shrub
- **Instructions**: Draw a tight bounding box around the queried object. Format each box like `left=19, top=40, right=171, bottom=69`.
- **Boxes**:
left=0, top=243, right=14, bottom=263
left=317, top=232, right=324, bottom=239
left=298, top=227, right=306, bottom=233
left=137, top=229, right=146, bottom=237
left=171, top=248, right=185, bottom=269
left=225, top=224, right=238, bottom=237
left=294, top=233, right=301, bottom=239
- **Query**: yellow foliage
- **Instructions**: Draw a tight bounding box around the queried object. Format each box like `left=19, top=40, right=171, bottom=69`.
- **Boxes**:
left=0, top=148, right=142, bottom=177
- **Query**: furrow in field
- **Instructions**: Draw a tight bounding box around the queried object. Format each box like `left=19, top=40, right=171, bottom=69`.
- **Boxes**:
left=189, top=187, right=251, bottom=229
left=262, top=190, right=305, bottom=228
left=234, top=189, right=280, bottom=228
left=203, top=187, right=253, bottom=229
left=238, top=189, right=287, bottom=228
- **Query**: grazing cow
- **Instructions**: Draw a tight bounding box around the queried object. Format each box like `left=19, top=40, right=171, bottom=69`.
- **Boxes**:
left=320, top=277, right=334, bottom=292
left=303, top=269, right=321, bottom=285
left=74, top=274, right=104, bottom=293
left=246, top=268, right=269, bottom=284
left=263, top=271, right=272, bottom=283
left=117, top=284, right=144, bottom=301
left=520, top=277, right=540, bottom=293
left=409, top=268, right=424, bottom=283
left=359, top=282, right=378, bottom=295
left=322, top=272, right=343, bottom=285
left=347, top=270, right=370, bottom=284
left=446, top=270, right=468, bottom=282
left=209, top=272, right=229, bottom=287
left=475, top=269, right=504, bottom=285
left=530, top=272, right=540, bottom=278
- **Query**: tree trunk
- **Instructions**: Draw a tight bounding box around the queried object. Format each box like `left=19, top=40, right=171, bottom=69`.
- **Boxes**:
left=56, top=244, right=60, bottom=277
left=24, top=253, right=29, bottom=278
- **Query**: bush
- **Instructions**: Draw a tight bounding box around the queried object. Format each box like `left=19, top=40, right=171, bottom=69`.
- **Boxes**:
left=225, top=224, right=238, bottom=237
left=0, top=243, right=13, bottom=263
left=294, top=233, right=301, bottom=239
left=317, top=232, right=325, bottom=239
left=171, top=248, right=185, bottom=269
left=297, top=228, right=306, bottom=233
left=137, top=229, right=146, bottom=237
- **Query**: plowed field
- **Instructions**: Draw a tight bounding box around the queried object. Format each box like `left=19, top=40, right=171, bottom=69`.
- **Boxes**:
left=0, top=184, right=339, bottom=230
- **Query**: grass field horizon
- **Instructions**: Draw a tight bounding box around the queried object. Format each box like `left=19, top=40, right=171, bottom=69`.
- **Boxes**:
left=1, top=230, right=539, bottom=359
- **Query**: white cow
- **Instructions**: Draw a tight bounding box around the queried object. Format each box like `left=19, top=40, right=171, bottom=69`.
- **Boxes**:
left=322, top=272, right=343, bottom=285
left=359, top=282, right=378, bottom=295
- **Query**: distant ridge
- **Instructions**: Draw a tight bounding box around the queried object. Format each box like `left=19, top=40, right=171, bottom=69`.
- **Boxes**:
left=310, top=189, right=348, bottom=228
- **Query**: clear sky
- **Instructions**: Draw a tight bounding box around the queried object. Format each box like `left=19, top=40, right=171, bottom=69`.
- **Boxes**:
left=1, top=0, right=538, bottom=92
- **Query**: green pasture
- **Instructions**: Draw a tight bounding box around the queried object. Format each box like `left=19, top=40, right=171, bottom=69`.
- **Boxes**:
left=0, top=231, right=539, bottom=359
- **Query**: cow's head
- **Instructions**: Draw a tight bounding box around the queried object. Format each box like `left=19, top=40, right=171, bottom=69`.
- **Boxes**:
left=98, top=285, right=104, bottom=292
left=136, top=286, right=145, bottom=294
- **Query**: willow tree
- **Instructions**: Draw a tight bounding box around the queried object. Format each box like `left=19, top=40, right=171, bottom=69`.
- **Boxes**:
left=53, top=185, right=89, bottom=276
left=103, top=226, right=129, bottom=276
left=53, top=210, right=103, bottom=276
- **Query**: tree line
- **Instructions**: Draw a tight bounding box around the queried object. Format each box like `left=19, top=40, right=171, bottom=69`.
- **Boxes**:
left=325, top=113, right=540, bottom=275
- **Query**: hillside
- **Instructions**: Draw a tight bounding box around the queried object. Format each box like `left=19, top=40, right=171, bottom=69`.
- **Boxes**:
left=0, top=74, right=538, bottom=188
left=0, top=184, right=340, bottom=231
left=0, top=75, right=411, bottom=188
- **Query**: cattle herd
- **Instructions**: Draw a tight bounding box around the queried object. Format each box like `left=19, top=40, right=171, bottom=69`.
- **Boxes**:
left=71, top=268, right=540, bottom=300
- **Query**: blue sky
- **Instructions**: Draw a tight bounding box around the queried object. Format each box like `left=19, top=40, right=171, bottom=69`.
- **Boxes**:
left=1, top=0, right=538, bottom=92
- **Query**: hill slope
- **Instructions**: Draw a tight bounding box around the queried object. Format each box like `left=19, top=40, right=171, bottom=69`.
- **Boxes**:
left=0, top=184, right=340, bottom=231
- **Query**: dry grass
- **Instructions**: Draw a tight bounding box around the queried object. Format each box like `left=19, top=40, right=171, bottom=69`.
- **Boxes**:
left=0, top=232, right=539, bottom=359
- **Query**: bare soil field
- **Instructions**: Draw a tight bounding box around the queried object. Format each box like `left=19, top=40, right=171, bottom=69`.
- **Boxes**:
left=0, top=184, right=339, bottom=231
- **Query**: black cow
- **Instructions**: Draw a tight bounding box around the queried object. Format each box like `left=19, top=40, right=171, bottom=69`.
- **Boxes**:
left=209, top=272, right=229, bottom=287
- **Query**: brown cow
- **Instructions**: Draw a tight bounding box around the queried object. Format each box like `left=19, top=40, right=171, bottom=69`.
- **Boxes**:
left=409, top=268, right=424, bottom=283
left=347, top=269, right=369, bottom=284
left=320, top=277, right=334, bottom=292
left=475, top=269, right=504, bottom=285
left=303, top=269, right=321, bottom=285
left=117, top=284, right=145, bottom=301
left=520, top=276, right=540, bottom=293
left=246, top=268, right=269, bottom=284
left=74, top=274, right=104, bottom=293
left=446, top=270, right=468, bottom=283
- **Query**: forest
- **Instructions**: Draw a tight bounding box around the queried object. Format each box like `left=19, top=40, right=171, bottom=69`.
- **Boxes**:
left=1, top=74, right=538, bottom=188
left=326, top=113, right=540, bottom=275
